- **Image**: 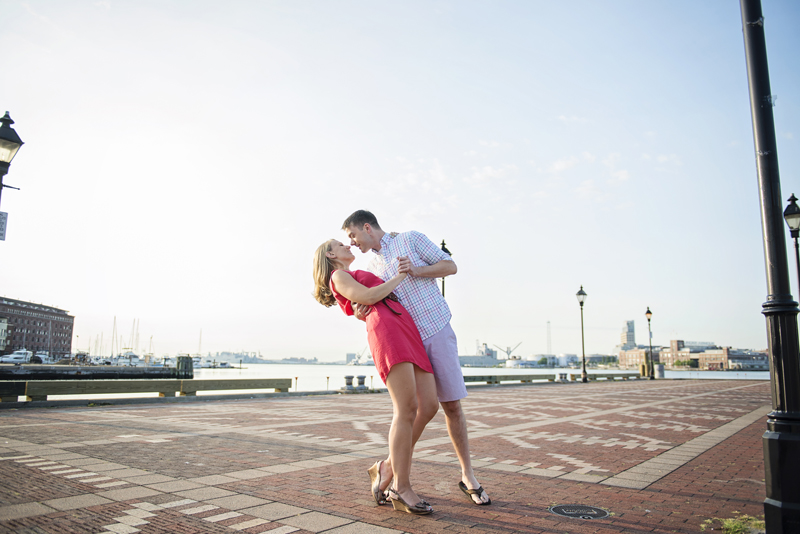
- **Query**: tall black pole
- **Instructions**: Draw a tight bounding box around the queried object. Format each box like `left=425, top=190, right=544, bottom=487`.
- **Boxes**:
left=794, top=237, right=800, bottom=292
left=579, top=304, right=587, bottom=383
left=740, top=1, right=800, bottom=531
left=647, top=317, right=654, bottom=380
left=441, top=239, right=451, bottom=297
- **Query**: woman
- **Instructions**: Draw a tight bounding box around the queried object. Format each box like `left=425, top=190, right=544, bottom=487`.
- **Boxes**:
left=313, top=239, right=439, bottom=515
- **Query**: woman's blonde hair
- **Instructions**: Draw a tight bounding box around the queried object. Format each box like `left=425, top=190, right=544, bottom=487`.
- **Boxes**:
left=313, top=239, right=337, bottom=307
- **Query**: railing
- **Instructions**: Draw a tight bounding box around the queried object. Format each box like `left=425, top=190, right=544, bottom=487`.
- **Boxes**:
left=0, top=378, right=292, bottom=402
left=464, top=371, right=639, bottom=385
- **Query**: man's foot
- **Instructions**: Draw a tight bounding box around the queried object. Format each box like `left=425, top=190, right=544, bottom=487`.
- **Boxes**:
left=459, top=476, right=491, bottom=505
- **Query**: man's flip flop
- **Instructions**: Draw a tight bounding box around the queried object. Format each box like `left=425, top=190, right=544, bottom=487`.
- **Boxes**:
left=458, top=481, right=491, bottom=505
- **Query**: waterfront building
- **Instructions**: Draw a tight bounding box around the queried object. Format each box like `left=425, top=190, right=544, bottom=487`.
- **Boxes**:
left=647, top=340, right=767, bottom=370
left=0, top=297, right=74, bottom=358
left=658, top=340, right=713, bottom=367
left=620, top=321, right=635, bottom=349
left=459, top=343, right=500, bottom=367
left=0, top=318, right=8, bottom=352
left=618, top=346, right=661, bottom=368
left=346, top=353, right=357, bottom=364
left=556, top=354, right=579, bottom=367
left=530, top=354, right=558, bottom=366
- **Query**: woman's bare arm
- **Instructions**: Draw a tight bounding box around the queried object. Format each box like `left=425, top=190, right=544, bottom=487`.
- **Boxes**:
left=331, top=271, right=407, bottom=305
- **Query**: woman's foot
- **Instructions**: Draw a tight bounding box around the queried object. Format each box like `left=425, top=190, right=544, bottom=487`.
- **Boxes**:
left=367, top=462, right=388, bottom=505
left=459, top=475, right=491, bottom=505
left=387, top=487, right=432, bottom=515
left=379, top=458, right=393, bottom=492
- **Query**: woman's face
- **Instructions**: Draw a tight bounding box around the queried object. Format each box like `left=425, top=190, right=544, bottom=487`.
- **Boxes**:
left=327, top=240, right=355, bottom=264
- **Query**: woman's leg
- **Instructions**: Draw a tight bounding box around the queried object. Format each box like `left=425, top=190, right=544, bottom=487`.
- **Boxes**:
left=411, top=366, right=439, bottom=442
left=379, top=368, right=438, bottom=492
left=384, top=362, right=427, bottom=506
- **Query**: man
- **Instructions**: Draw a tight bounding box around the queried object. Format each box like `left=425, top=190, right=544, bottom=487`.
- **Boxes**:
left=342, top=209, right=491, bottom=506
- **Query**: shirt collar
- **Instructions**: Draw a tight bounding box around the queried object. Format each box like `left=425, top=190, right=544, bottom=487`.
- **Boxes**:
left=374, top=233, right=394, bottom=255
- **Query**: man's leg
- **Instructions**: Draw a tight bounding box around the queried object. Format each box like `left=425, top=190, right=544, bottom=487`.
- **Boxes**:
left=441, top=399, right=490, bottom=504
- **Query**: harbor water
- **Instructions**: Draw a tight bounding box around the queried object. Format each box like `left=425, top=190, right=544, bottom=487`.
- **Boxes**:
left=41, top=363, right=770, bottom=401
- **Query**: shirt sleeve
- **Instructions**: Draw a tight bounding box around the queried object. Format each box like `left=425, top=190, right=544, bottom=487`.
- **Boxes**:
left=409, top=231, right=452, bottom=266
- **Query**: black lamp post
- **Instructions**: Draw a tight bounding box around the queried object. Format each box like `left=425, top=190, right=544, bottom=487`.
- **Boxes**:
left=740, top=1, right=800, bottom=530
left=0, top=112, right=24, bottom=211
left=576, top=286, right=587, bottom=383
left=440, top=240, right=452, bottom=297
left=783, top=194, right=800, bottom=288
left=645, top=307, right=655, bottom=380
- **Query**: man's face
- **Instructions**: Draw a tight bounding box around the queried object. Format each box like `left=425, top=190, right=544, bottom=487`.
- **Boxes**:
left=346, top=223, right=375, bottom=253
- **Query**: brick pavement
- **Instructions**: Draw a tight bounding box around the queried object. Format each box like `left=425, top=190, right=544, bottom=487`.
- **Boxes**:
left=0, top=379, right=770, bottom=533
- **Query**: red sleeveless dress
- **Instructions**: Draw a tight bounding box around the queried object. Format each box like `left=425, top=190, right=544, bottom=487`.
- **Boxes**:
left=330, top=270, right=433, bottom=383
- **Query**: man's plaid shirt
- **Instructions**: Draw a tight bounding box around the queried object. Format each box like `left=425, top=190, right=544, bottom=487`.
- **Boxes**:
left=368, top=231, right=453, bottom=341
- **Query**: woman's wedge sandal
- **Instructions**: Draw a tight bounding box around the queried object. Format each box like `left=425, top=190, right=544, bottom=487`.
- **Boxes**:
left=458, top=481, right=492, bottom=505
left=367, top=462, right=388, bottom=505
left=386, top=488, right=433, bottom=515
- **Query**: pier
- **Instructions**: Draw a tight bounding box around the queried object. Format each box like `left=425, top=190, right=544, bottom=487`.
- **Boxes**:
left=0, top=379, right=769, bottom=533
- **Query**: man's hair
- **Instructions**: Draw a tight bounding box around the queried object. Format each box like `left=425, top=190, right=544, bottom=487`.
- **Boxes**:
left=342, top=210, right=382, bottom=231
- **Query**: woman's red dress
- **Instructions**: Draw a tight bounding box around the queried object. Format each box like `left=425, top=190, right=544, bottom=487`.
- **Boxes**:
left=330, top=270, right=433, bottom=383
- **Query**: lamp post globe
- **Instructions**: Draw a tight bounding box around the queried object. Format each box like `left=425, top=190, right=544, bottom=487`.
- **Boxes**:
left=0, top=111, right=24, bottom=210
left=645, top=307, right=655, bottom=380
left=576, top=286, right=588, bottom=383
left=784, top=194, right=800, bottom=288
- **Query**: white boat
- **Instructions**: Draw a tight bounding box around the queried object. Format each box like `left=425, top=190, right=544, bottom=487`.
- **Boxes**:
left=0, top=350, right=33, bottom=363
left=114, top=351, right=143, bottom=366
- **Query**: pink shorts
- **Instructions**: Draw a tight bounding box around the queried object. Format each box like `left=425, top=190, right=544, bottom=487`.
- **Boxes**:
left=423, top=323, right=467, bottom=403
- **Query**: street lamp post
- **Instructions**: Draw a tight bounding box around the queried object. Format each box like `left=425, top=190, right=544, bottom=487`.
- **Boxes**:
left=0, top=111, right=25, bottom=211
left=740, top=1, right=800, bottom=531
left=783, top=194, right=800, bottom=287
left=645, top=307, right=655, bottom=380
left=440, top=240, right=452, bottom=297
left=576, top=286, right=587, bottom=383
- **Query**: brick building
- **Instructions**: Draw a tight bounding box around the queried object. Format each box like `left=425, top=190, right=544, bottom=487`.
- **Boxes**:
left=0, top=297, right=74, bottom=357
left=648, top=339, right=767, bottom=370
left=618, top=346, right=660, bottom=368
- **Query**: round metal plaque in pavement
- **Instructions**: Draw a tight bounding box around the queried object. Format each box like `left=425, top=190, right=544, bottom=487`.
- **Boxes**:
left=548, top=504, right=609, bottom=520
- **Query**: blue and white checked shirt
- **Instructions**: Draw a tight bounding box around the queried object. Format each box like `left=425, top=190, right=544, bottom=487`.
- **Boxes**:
left=368, top=231, right=453, bottom=341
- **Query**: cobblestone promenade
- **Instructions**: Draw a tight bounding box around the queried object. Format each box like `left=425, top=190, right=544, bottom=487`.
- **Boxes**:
left=0, top=379, right=769, bottom=533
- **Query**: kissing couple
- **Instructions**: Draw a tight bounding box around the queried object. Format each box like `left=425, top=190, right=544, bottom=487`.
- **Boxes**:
left=313, top=210, right=491, bottom=514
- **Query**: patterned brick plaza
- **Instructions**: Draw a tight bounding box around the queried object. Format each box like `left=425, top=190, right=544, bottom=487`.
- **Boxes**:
left=0, top=379, right=769, bottom=533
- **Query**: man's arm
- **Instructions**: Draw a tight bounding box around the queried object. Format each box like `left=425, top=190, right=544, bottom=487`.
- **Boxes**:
left=397, top=257, right=456, bottom=278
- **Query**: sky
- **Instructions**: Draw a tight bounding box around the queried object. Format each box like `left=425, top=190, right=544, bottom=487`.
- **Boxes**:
left=1, top=0, right=798, bottom=361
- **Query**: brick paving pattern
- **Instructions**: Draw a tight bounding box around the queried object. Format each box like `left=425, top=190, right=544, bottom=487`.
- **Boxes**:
left=0, top=379, right=769, bottom=533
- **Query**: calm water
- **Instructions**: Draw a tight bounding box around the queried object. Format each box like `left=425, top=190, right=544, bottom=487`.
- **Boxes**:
left=45, top=363, right=769, bottom=401
left=198, top=364, right=770, bottom=391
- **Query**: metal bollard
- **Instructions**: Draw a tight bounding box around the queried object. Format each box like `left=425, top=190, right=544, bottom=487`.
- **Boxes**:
left=342, top=375, right=355, bottom=391
left=356, top=375, right=367, bottom=390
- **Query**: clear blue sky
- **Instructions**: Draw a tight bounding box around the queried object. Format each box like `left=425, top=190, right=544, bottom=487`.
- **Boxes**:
left=2, top=1, right=798, bottom=360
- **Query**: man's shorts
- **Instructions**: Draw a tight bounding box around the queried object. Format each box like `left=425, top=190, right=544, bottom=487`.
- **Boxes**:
left=423, top=323, right=468, bottom=403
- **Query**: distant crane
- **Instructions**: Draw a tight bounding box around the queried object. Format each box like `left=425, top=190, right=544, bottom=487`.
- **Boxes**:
left=494, top=342, right=522, bottom=359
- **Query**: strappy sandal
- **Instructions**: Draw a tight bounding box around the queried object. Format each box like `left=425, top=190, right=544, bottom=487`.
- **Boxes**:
left=367, top=461, right=388, bottom=505
left=458, top=481, right=491, bottom=505
left=386, top=488, right=433, bottom=515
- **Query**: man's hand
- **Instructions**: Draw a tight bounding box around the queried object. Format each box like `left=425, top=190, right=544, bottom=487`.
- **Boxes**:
left=353, top=303, right=372, bottom=322
left=397, top=256, right=419, bottom=276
